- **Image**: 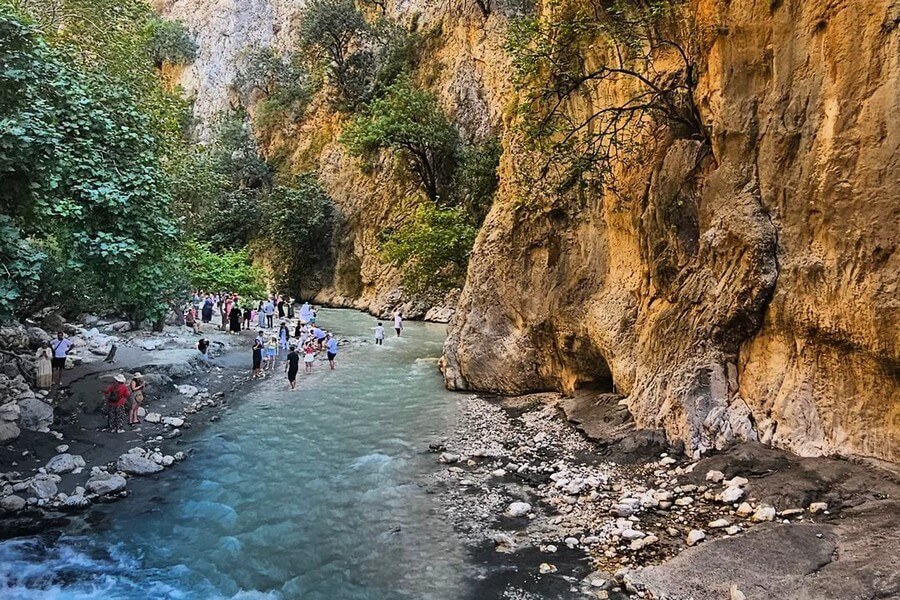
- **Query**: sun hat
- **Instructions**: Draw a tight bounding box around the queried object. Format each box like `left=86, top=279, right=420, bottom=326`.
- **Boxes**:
left=114, top=374, right=126, bottom=383
left=133, top=372, right=143, bottom=379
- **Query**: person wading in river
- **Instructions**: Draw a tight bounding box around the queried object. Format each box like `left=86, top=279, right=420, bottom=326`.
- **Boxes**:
left=303, top=340, right=316, bottom=373
left=372, top=322, right=385, bottom=346
left=128, top=372, right=145, bottom=426
left=252, top=333, right=263, bottom=379
left=285, top=344, right=300, bottom=389
left=326, top=334, right=338, bottom=370
left=104, top=374, right=129, bottom=433
left=393, top=311, right=403, bottom=337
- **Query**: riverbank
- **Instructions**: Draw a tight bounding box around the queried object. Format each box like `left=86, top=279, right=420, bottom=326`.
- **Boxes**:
left=0, top=316, right=264, bottom=539
left=432, top=392, right=900, bottom=599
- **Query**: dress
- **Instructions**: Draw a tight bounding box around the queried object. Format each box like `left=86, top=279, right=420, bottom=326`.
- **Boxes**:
left=286, top=351, right=299, bottom=381
left=202, top=299, right=213, bottom=323
left=229, top=306, right=242, bottom=333
left=35, top=348, right=52, bottom=389
left=257, top=308, right=267, bottom=328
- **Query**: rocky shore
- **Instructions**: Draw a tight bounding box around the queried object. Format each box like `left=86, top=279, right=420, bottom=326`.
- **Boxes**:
left=431, top=393, right=900, bottom=600
left=0, top=315, right=256, bottom=538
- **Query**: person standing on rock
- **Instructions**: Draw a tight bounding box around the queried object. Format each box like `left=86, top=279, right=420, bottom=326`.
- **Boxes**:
left=393, top=312, right=403, bottom=337
left=252, top=334, right=263, bottom=379
left=326, top=334, right=338, bottom=370
left=372, top=322, right=385, bottom=346
left=285, top=344, right=300, bottom=389
left=104, top=374, right=129, bottom=433
left=35, top=341, right=52, bottom=389
left=264, top=298, right=275, bottom=329
left=128, top=373, right=145, bottom=426
left=51, top=331, right=73, bottom=386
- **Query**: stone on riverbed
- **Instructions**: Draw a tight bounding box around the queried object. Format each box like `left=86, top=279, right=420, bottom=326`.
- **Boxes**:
left=162, top=416, right=184, bottom=427
left=17, top=397, right=53, bottom=431
left=45, top=453, right=86, bottom=474
left=686, top=529, right=706, bottom=546
left=117, top=453, right=164, bottom=475
left=506, top=501, right=532, bottom=517
left=144, top=412, right=161, bottom=423
left=27, top=474, right=58, bottom=499
left=86, top=472, right=127, bottom=495
left=1, top=495, right=26, bottom=511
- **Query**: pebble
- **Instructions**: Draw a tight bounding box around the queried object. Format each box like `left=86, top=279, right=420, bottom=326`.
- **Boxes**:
left=719, top=486, right=744, bottom=503
left=725, top=525, right=742, bottom=535
left=809, top=502, right=828, bottom=514
left=736, top=502, right=754, bottom=517
left=686, top=529, right=706, bottom=546
left=708, top=518, right=730, bottom=529
left=506, top=501, right=531, bottom=517
left=705, top=470, right=725, bottom=483
left=539, top=562, right=557, bottom=574
left=750, top=505, right=776, bottom=522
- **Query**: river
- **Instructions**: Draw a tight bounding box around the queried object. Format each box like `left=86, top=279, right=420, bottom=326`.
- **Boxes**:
left=0, top=309, right=472, bottom=599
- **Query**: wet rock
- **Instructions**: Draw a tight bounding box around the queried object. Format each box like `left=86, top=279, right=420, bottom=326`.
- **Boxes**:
left=62, top=494, right=90, bottom=510
left=539, top=562, right=557, bottom=574
left=144, top=412, right=161, bottom=423
left=17, top=397, right=53, bottom=431
left=438, top=452, right=460, bottom=464
left=161, top=416, right=184, bottom=428
left=176, top=384, right=199, bottom=397
left=45, top=453, right=86, bottom=474
left=27, top=474, right=58, bottom=499
left=86, top=472, right=127, bottom=495
left=116, top=453, right=164, bottom=475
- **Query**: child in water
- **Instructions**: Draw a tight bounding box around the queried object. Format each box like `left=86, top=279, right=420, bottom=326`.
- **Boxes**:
left=373, top=322, right=385, bottom=346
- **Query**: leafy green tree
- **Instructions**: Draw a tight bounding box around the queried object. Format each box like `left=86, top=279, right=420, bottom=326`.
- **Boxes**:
left=184, top=241, right=267, bottom=299
left=145, top=17, right=197, bottom=67
left=297, top=0, right=371, bottom=110
left=261, top=177, right=336, bottom=292
left=452, top=137, right=502, bottom=223
left=381, top=205, right=477, bottom=298
left=0, top=216, right=45, bottom=321
left=0, top=8, right=180, bottom=321
left=342, top=79, right=459, bottom=203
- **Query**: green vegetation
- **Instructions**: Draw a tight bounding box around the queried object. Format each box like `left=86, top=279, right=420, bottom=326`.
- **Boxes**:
left=342, top=79, right=459, bottom=204
left=145, top=17, right=197, bottom=67
left=234, top=47, right=318, bottom=129
left=381, top=205, right=477, bottom=298
left=183, top=241, right=267, bottom=299
left=505, top=0, right=705, bottom=194
left=452, top=137, right=502, bottom=224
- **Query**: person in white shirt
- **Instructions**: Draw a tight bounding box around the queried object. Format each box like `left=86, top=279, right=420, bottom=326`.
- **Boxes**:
left=393, top=312, right=403, bottom=337
left=51, top=331, right=73, bottom=385
left=373, top=322, right=385, bottom=346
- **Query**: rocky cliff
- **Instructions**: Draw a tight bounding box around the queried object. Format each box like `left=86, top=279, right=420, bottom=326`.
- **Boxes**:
left=157, top=0, right=899, bottom=462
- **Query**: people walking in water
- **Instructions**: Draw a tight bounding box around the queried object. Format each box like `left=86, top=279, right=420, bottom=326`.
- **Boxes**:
left=285, top=344, right=300, bottom=389
left=311, top=325, right=326, bottom=349
left=278, top=322, right=289, bottom=353
left=251, top=333, right=263, bottom=379
left=128, top=373, right=145, bottom=426
left=51, top=331, right=73, bottom=386
left=393, top=311, right=403, bottom=337
left=303, top=341, right=316, bottom=373
left=373, top=322, right=385, bottom=346
left=326, top=334, right=338, bottom=370
left=35, top=341, right=52, bottom=389
left=104, top=374, right=129, bottom=433
left=265, top=335, right=278, bottom=370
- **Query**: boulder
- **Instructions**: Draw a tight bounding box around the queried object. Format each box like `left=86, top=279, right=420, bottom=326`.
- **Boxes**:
left=116, top=453, right=164, bottom=475
left=0, top=421, right=20, bottom=442
left=45, top=453, right=86, bottom=475
left=144, top=412, right=161, bottom=423
left=85, top=472, right=127, bottom=495
left=27, top=474, right=58, bottom=499
left=0, top=400, right=20, bottom=423
left=17, top=397, right=53, bottom=431
left=61, top=495, right=90, bottom=510
left=1, top=495, right=26, bottom=511
left=107, top=321, right=132, bottom=333
left=0, top=325, right=30, bottom=351
left=506, top=501, right=532, bottom=517
left=26, top=327, right=51, bottom=349
left=162, top=416, right=184, bottom=427
left=176, top=384, right=198, bottom=397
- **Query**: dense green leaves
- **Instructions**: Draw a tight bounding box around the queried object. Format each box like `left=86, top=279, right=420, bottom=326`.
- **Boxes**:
left=381, top=205, right=476, bottom=298
left=145, top=17, right=197, bottom=67
left=342, top=79, right=459, bottom=203
left=184, top=241, right=267, bottom=300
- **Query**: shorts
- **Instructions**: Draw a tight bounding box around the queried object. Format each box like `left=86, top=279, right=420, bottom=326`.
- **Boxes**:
left=52, top=356, right=66, bottom=369
left=287, top=367, right=298, bottom=382
left=395, top=327, right=401, bottom=334
left=266, top=348, right=276, bottom=357
left=304, top=354, right=315, bottom=363
left=327, top=352, right=336, bottom=361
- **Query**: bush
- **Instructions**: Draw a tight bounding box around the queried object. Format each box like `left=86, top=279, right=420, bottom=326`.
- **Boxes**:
left=184, top=241, right=267, bottom=299
left=452, top=137, right=502, bottom=223
left=0, top=216, right=45, bottom=321
left=146, top=17, right=197, bottom=67
left=234, top=47, right=318, bottom=124
left=341, top=79, right=459, bottom=203
left=381, top=205, right=477, bottom=298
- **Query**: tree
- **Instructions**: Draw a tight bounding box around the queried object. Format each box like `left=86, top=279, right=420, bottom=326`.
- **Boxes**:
left=452, top=137, right=502, bottom=223
left=341, top=79, right=459, bottom=203
left=184, top=241, right=267, bottom=299
left=145, top=17, right=197, bottom=68
left=505, top=0, right=707, bottom=194
left=297, top=0, right=371, bottom=110
left=381, top=205, right=477, bottom=298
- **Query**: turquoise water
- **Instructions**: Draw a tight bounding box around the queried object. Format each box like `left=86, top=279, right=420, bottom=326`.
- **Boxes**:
left=0, top=309, right=470, bottom=599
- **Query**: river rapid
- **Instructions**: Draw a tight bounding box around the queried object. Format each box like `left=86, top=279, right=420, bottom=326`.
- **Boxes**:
left=0, top=309, right=472, bottom=599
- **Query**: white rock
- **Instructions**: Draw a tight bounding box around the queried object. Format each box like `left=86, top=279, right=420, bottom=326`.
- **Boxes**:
left=0, top=495, right=26, bottom=511
left=751, top=505, right=777, bottom=522
left=719, top=486, right=745, bottom=503
left=621, top=529, right=646, bottom=540
left=160, top=455, right=175, bottom=467
left=736, top=502, right=754, bottom=517
left=539, top=562, right=557, bottom=574
left=725, top=525, right=742, bottom=535
left=27, top=474, right=57, bottom=499
left=176, top=384, right=199, bottom=397
left=144, top=412, right=161, bottom=423
left=708, top=518, right=730, bottom=529
left=809, top=502, right=828, bottom=514
left=675, top=496, right=693, bottom=506
left=506, top=501, right=532, bottom=517
left=705, top=470, right=725, bottom=483
left=725, top=476, right=748, bottom=488
left=659, top=457, right=676, bottom=466
left=438, top=452, right=460, bottom=464
left=116, top=453, right=164, bottom=475
left=45, top=453, right=85, bottom=475
left=86, top=472, right=128, bottom=496
left=686, top=529, right=706, bottom=546
left=55, top=445, right=69, bottom=453
left=161, top=417, right=184, bottom=428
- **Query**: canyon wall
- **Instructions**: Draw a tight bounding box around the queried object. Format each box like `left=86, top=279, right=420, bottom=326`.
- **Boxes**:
left=157, top=0, right=900, bottom=462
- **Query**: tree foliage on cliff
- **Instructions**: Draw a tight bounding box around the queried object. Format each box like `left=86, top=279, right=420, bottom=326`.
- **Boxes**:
left=183, top=241, right=267, bottom=299
left=145, top=16, right=197, bottom=67
left=505, top=0, right=707, bottom=194
left=0, top=6, right=185, bottom=321
left=342, top=79, right=459, bottom=204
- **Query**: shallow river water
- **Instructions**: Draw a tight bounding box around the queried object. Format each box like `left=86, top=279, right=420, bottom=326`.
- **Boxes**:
left=1, top=309, right=472, bottom=599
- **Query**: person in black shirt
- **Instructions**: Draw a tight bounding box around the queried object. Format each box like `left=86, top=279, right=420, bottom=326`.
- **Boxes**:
left=252, top=335, right=263, bottom=378
left=285, top=345, right=300, bottom=389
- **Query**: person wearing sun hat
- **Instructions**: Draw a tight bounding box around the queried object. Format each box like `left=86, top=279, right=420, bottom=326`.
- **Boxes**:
left=128, top=372, right=146, bottom=427
left=104, top=374, right=130, bottom=433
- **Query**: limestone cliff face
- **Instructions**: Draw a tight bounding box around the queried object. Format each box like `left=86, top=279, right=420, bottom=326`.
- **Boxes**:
left=158, top=0, right=899, bottom=462
left=445, top=0, right=900, bottom=462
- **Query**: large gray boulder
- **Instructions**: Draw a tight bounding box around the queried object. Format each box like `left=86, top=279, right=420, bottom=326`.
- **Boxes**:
left=116, top=453, right=164, bottom=475
left=45, top=453, right=86, bottom=474
left=26, top=326, right=51, bottom=349
left=27, top=474, right=58, bottom=499
left=18, top=397, right=53, bottom=431
left=0, top=495, right=26, bottom=511
left=85, top=472, right=127, bottom=495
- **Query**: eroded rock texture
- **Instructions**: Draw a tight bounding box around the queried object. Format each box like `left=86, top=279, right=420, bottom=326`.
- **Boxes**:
left=444, top=0, right=900, bottom=461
